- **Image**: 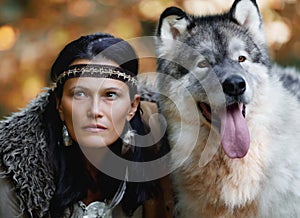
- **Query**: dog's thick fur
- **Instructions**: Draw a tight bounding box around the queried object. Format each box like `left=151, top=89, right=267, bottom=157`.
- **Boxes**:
left=155, top=0, right=300, bottom=217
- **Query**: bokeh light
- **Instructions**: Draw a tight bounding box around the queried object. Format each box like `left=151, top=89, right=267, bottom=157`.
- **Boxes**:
left=0, top=25, right=18, bottom=51
left=0, top=0, right=299, bottom=118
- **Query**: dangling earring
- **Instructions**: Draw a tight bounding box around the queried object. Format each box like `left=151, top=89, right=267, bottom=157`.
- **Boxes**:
left=62, top=124, right=72, bottom=146
left=121, top=130, right=135, bottom=155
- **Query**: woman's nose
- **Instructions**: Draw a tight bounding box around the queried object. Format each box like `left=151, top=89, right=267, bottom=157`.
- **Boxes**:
left=88, top=98, right=103, bottom=118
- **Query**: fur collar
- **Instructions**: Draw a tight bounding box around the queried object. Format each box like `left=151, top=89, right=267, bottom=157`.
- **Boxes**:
left=0, top=89, right=55, bottom=217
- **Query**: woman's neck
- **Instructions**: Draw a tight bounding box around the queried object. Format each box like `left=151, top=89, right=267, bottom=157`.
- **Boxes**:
left=77, top=142, right=122, bottom=205
left=81, top=153, right=104, bottom=205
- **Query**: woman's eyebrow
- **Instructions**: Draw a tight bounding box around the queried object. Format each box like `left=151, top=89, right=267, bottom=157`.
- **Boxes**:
left=69, top=85, right=124, bottom=92
left=69, top=85, right=89, bottom=90
left=102, top=86, right=123, bottom=91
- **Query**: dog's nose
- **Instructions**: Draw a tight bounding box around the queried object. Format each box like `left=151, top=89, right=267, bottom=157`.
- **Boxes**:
left=222, top=75, right=246, bottom=96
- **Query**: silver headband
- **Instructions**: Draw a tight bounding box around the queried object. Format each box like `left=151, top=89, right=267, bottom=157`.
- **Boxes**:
left=53, top=64, right=138, bottom=89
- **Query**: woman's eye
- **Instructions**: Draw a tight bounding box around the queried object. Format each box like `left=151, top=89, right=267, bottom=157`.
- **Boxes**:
left=73, top=90, right=87, bottom=98
left=106, top=92, right=117, bottom=99
left=238, top=55, right=247, bottom=62
left=197, top=60, right=210, bottom=68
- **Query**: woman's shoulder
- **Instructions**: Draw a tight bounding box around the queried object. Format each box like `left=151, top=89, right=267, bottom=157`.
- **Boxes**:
left=0, top=90, right=56, bottom=217
left=0, top=90, right=51, bottom=144
left=139, top=102, right=175, bottom=218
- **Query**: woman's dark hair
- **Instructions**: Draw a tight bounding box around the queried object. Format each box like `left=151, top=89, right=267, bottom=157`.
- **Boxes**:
left=43, top=33, right=158, bottom=217
left=51, top=33, right=138, bottom=99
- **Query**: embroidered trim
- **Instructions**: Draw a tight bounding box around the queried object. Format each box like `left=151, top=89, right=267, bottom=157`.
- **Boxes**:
left=53, top=64, right=137, bottom=89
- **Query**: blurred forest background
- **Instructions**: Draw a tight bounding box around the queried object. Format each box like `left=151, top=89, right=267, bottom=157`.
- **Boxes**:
left=0, top=0, right=299, bottom=118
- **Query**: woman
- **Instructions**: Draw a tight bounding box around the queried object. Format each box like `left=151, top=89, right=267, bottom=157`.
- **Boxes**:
left=0, top=33, right=173, bottom=217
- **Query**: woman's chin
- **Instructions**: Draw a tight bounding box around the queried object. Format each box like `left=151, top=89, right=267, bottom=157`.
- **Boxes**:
left=77, top=138, right=108, bottom=150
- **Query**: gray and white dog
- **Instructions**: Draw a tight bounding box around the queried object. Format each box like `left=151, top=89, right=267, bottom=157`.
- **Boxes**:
left=155, top=0, right=300, bottom=217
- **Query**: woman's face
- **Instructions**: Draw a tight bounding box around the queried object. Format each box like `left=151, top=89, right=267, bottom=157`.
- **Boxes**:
left=57, top=60, right=139, bottom=149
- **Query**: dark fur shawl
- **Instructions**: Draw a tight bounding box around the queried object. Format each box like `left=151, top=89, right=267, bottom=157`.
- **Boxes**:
left=0, top=89, right=55, bottom=217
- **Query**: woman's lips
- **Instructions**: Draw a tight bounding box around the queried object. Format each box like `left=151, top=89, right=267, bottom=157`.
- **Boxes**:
left=83, top=124, right=107, bottom=132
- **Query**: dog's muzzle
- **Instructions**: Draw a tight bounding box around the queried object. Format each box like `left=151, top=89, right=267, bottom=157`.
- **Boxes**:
left=197, top=75, right=250, bottom=159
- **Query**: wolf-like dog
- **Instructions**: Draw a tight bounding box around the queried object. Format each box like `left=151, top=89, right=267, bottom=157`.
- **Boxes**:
left=155, top=0, right=300, bottom=217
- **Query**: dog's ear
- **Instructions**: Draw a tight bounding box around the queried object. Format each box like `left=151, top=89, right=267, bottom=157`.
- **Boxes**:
left=156, top=7, right=192, bottom=40
left=156, top=7, right=193, bottom=57
left=229, top=0, right=266, bottom=44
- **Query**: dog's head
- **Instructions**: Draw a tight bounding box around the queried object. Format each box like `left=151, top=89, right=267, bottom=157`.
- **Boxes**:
left=156, top=0, right=271, bottom=159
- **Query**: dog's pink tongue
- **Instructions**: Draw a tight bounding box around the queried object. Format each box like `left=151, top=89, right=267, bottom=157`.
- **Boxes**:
left=221, top=103, right=250, bottom=158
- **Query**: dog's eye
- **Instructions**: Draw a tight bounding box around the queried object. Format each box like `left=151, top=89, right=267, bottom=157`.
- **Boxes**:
left=197, top=60, right=210, bottom=68
left=238, top=56, right=246, bottom=62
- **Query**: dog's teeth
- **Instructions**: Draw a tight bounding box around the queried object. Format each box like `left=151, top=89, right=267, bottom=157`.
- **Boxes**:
left=242, top=105, right=246, bottom=117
